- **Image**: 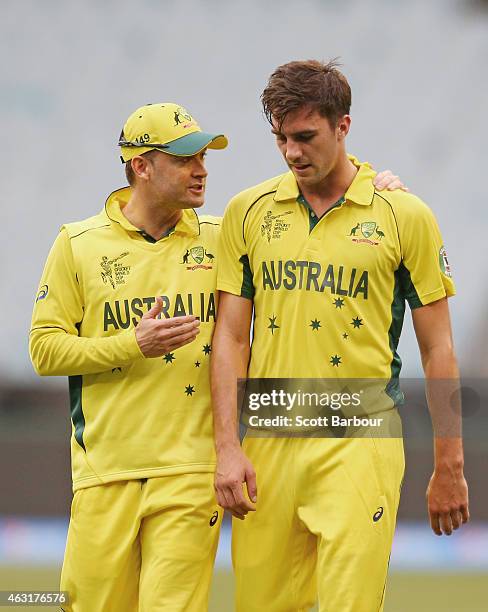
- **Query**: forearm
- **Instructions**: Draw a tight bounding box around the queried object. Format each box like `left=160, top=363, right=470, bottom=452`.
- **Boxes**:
left=211, top=328, right=250, bottom=451
left=29, top=327, right=144, bottom=376
left=422, top=346, right=464, bottom=470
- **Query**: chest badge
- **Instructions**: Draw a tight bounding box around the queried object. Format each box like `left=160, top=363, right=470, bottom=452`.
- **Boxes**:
left=181, top=246, right=214, bottom=270
left=100, top=252, right=131, bottom=288
left=261, top=210, right=293, bottom=243
left=348, top=221, right=384, bottom=246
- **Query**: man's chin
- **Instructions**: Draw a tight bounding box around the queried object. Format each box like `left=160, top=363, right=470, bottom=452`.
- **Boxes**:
left=190, top=198, right=205, bottom=209
left=292, top=170, right=315, bottom=187
left=180, top=197, right=205, bottom=210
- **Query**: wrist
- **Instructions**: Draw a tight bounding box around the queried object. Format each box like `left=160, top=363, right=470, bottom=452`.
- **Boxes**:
left=434, top=458, right=464, bottom=474
left=215, top=438, right=241, bottom=454
left=434, top=438, right=464, bottom=472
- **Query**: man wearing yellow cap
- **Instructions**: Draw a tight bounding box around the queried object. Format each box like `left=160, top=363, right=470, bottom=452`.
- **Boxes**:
left=30, top=103, right=227, bottom=612
left=30, top=99, right=405, bottom=611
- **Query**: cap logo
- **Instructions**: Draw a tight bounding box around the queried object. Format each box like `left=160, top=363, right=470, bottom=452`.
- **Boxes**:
left=173, top=106, right=197, bottom=130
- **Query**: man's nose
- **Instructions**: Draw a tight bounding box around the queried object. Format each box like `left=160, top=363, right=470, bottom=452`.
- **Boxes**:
left=193, top=157, right=208, bottom=177
left=285, top=141, right=302, bottom=163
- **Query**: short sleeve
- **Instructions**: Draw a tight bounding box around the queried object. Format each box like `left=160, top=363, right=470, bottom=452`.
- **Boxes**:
left=396, top=195, right=455, bottom=308
left=217, top=197, right=254, bottom=299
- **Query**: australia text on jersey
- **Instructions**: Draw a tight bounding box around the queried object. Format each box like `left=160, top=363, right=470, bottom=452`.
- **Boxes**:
left=104, top=292, right=216, bottom=331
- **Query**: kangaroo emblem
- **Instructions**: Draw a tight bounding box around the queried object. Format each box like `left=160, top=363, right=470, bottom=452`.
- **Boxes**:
left=174, top=110, right=183, bottom=126
left=349, top=223, right=360, bottom=236
left=181, top=249, right=190, bottom=264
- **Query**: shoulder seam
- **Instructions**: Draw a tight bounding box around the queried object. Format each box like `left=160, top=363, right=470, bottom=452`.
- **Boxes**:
left=242, top=190, right=278, bottom=245
left=69, top=223, right=111, bottom=240
left=199, top=221, right=220, bottom=226
left=374, top=191, right=403, bottom=259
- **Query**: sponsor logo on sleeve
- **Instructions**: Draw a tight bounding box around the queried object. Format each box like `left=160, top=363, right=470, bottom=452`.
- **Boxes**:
left=36, top=284, right=49, bottom=302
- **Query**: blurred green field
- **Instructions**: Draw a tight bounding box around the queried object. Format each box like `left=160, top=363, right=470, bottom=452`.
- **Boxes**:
left=1, top=567, right=486, bottom=611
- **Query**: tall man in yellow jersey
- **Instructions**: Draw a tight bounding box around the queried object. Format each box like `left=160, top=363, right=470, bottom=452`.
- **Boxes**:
left=211, top=60, right=470, bottom=612
left=29, top=103, right=228, bottom=612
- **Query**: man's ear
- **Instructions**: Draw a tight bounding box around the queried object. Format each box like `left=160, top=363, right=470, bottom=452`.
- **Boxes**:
left=337, top=115, right=351, bottom=140
left=131, top=155, right=151, bottom=181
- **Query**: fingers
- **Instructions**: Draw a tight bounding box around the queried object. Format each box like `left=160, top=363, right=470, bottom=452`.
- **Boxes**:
left=164, top=330, right=200, bottom=352
left=450, top=509, right=463, bottom=531
left=372, top=170, right=392, bottom=191
left=460, top=504, right=470, bottom=524
left=377, top=175, right=400, bottom=190
left=160, top=319, right=200, bottom=343
left=439, top=511, right=454, bottom=536
left=245, top=468, right=258, bottom=504
left=142, top=296, right=164, bottom=319
left=375, top=170, right=391, bottom=181
left=430, top=508, right=467, bottom=536
left=373, top=170, right=409, bottom=192
left=151, top=319, right=200, bottom=352
left=223, top=489, right=247, bottom=520
left=157, top=315, right=199, bottom=329
left=230, top=482, right=256, bottom=514
left=215, top=480, right=256, bottom=520
left=385, top=178, right=401, bottom=190
left=215, top=485, right=246, bottom=520
left=136, top=314, right=201, bottom=357
left=429, top=510, right=442, bottom=536
left=386, top=179, right=409, bottom=192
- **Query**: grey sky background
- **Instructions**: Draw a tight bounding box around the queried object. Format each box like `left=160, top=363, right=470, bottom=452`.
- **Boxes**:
left=2, top=0, right=487, bottom=384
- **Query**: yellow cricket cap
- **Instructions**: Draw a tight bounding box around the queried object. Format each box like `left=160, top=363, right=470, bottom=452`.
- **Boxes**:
left=118, top=102, right=228, bottom=162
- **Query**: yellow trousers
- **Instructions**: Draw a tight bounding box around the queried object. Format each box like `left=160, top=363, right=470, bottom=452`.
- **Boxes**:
left=233, top=437, right=405, bottom=612
left=61, top=472, right=221, bottom=612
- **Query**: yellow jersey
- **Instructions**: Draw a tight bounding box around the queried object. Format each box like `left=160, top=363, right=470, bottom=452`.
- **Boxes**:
left=30, top=187, right=219, bottom=490
left=217, top=158, right=455, bottom=386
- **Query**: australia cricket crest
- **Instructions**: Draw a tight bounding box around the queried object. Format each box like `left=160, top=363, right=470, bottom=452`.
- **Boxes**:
left=361, top=222, right=376, bottom=238
left=348, top=221, right=384, bottom=246
left=181, top=246, right=214, bottom=270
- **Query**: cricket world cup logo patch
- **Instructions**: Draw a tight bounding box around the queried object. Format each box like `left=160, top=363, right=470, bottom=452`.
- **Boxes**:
left=261, top=210, right=294, bottom=243
left=348, top=221, right=384, bottom=246
left=181, top=246, right=214, bottom=270
left=100, top=252, right=131, bottom=289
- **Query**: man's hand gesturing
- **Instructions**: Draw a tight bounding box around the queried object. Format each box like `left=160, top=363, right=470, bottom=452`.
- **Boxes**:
left=135, top=296, right=200, bottom=357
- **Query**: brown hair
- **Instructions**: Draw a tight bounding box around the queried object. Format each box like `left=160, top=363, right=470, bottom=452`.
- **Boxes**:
left=125, top=149, right=159, bottom=186
left=261, top=59, right=351, bottom=128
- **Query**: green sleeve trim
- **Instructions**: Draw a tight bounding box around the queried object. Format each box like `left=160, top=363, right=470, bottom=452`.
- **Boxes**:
left=386, top=261, right=423, bottom=404
left=69, top=375, right=86, bottom=452
left=239, top=254, right=254, bottom=299
left=398, top=261, right=422, bottom=309
left=386, top=267, right=406, bottom=405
